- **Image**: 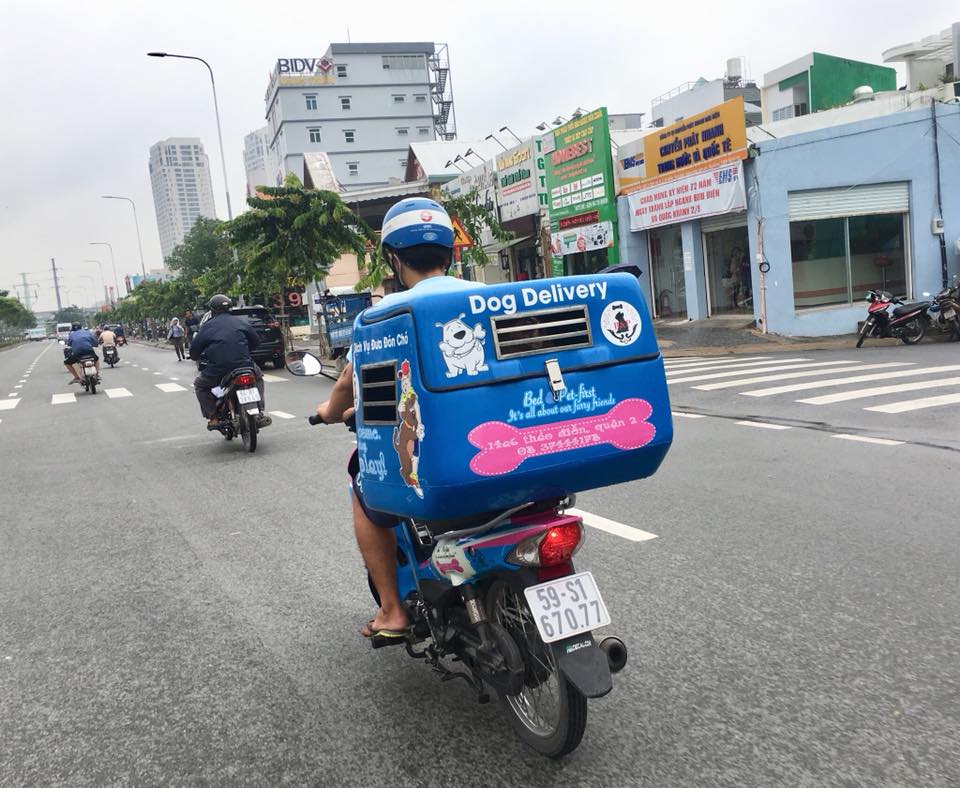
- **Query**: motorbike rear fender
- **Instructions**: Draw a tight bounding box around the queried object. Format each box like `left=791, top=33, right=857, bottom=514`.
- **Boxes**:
left=550, top=633, right=613, bottom=698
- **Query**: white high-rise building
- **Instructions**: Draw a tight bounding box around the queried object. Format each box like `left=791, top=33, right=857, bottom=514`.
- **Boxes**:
left=263, top=42, right=456, bottom=189
left=243, top=127, right=275, bottom=195
left=148, top=137, right=217, bottom=261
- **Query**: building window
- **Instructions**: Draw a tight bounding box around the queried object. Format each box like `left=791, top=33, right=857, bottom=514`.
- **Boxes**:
left=382, top=55, right=423, bottom=70
left=340, top=96, right=351, bottom=110
left=417, top=126, right=430, bottom=136
left=344, top=129, right=355, bottom=143
left=347, top=162, right=359, bottom=177
left=414, top=94, right=427, bottom=103
left=304, top=94, right=318, bottom=110
left=790, top=213, right=907, bottom=309
left=308, top=127, right=322, bottom=143
left=392, top=94, right=406, bottom=104
left=396, top=127, right=409, bottom=136
left=336, top=64, right=347, bottom=78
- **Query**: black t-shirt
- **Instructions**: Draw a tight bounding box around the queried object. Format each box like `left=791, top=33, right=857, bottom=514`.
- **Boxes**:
left=189, top=313, right=260, bottom=379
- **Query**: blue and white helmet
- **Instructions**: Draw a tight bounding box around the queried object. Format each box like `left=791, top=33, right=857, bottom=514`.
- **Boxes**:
left=381, top=197, right=454, bottom=250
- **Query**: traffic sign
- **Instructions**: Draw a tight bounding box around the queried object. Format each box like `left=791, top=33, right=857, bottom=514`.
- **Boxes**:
left=451, top=217, right=473, bottom=249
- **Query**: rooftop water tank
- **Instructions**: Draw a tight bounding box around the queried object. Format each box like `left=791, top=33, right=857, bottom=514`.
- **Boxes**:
left=852, top=85, right=876, bottom=103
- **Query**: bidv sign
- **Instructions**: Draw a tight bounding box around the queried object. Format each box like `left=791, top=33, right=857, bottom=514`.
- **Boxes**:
left=276, top=57, right=334, bottom=75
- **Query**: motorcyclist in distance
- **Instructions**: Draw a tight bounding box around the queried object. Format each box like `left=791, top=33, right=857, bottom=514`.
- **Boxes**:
left=63, top=322, right=100, bottom=384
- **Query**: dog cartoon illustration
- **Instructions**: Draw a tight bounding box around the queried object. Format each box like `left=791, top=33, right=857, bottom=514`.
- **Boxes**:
left=393, top=359, right=424, bottom=499
left=436, top=314, right=489, bottom=378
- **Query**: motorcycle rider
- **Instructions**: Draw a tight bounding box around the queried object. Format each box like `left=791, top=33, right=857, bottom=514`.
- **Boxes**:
left=99, top=326, right=117, bottom=348
left=189, top=294, right=271, bottom=429
left=314, top=198, right=477, bottom=639
left=63, top=322, right=101, bottom=384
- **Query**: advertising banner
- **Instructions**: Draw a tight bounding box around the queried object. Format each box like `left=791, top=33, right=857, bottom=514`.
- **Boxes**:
left=443, top=161, right=498, bottom=248
left=637, top=97, right=748, bottom=191
left=495, top=138, right=547, bottom=222
left=551, top=221, right=615, bottom=256
left=615, top=137, right=646, bottom=196
left=543, top=107, right=618, bottom=264
left=627, top=160, right=747, bottom=231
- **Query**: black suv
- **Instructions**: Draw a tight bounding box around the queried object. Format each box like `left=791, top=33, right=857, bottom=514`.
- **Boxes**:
left=229, top=306, right=286, bottom=369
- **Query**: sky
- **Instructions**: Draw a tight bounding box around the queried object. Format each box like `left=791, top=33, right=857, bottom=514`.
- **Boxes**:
left=1, top=0, right=955, bottom=311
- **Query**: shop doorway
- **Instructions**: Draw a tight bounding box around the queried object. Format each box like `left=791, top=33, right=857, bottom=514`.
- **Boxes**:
left=703, top=225, right=752, bottom=314
left=649, top=226, right=686, bottom=318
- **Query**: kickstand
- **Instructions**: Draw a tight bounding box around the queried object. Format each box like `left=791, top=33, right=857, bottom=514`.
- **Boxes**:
left=433, top=661, right=490, bottom=704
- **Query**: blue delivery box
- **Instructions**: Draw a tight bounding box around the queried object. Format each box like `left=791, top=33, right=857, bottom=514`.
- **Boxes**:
left=351, top=273, right=673, bottom=521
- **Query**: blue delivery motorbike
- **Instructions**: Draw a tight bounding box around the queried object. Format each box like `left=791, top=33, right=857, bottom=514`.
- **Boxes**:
left=287, top=272, right=673, bottom=758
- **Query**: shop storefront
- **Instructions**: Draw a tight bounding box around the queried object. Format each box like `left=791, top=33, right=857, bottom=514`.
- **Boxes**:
left=494, top=137, right=549, bottom=281
left=700, top=213, right=751, bottom=314
left=543, top=107, right=619, bottom=277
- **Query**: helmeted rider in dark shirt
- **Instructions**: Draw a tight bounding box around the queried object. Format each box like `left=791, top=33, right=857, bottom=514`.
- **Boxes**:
left=189, top=294, right=271, bottom=429
left=63, top=322, right=100, bottom=384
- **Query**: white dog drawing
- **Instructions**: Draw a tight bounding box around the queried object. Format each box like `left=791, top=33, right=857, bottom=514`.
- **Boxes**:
left=436, top=314, right=489, bottom=378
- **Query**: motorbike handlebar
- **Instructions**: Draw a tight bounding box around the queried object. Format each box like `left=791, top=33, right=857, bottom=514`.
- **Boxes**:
left=307, top=413, right=357, bottom=431
left=308, top=414, right=324, bottom=425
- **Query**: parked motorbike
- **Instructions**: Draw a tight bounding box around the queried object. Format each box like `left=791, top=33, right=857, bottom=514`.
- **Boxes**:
left=208, top=367, right=264, bottom=452
left=102, top=345, right=120, bottom=368
left=923, top=275, right=960, bottom=341
left=290, top=351, right=626, bottom=758
left=856, top=290, right=929, bottom=348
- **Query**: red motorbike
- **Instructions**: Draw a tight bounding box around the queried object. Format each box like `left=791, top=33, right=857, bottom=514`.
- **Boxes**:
left=856, top=290, right=928, bottom=348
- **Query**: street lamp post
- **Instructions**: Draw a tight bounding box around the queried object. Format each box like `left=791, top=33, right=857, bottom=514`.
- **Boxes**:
left=89, top=242, right=120, bottom=302
left=147, top=52, right=233, bottom=220
left=101, top=196, right=147, bottom=277
left=484, top=133, right=508, bottom=151
left=83, top=259, right=108, bottom=305
left=499, top=126, right=523, bottom=144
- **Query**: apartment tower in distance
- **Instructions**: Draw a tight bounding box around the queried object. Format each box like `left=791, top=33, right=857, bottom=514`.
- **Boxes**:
left=148, top=137, right=217, bottom=261
left=263, top=42, right=456, bottom=188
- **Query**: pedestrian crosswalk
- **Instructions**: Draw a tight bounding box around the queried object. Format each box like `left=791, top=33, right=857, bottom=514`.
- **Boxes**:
left=665, top=355, right=960, bottom=415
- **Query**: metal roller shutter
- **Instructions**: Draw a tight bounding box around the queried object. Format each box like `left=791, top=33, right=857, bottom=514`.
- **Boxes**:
left=700, top=211, right=748, bottom=233
left=788, top=182, right=909, bottom=221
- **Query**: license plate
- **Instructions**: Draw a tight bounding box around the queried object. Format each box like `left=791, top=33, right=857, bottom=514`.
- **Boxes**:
left=236, top=387, right=261, bottom=404
left=943, top=307, right=956, bottom=319
left=523, top=571, right=611, bottom=644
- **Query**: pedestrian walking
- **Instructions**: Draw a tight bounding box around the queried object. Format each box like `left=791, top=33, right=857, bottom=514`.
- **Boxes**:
left=168, top=317, right=186, bottom=361
left=183, top=309, right=200, bottom=350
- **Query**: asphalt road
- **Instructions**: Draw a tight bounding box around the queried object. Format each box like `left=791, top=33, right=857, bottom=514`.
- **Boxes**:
left=1, top=339, right=958, bottom=786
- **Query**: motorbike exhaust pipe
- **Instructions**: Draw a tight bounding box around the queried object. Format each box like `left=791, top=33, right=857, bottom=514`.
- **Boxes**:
left=598, top=636, right=628, bottom=673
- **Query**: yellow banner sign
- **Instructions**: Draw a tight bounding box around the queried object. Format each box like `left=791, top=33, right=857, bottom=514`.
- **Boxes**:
left=636, top=96, right=747, bottom=191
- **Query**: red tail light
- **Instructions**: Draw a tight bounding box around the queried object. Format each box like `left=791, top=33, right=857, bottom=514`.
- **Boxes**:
left=538, top=522, right=583, bottom=567
left=234, top=373, right=256, bottom=386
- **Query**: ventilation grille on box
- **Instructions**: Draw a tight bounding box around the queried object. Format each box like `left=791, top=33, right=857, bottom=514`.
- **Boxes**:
left=360, top=362, right=397, bottom=424
left=491, top=306, right=593, bottom=360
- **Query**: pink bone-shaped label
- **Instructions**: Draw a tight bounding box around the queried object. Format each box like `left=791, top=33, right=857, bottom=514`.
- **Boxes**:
left=468, top=398, right=656, bottom=477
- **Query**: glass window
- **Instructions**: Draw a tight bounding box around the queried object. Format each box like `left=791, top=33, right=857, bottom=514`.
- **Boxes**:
left=848, top=214, right=907, bottom=296
left=396, top=127, right=409, bottom=136
left=340, top=96, right=351, bottom=110
left=304, top=94, right=318, bottom=110
left=336, top=64, right=347, bottom=78
left=347, top=162, right=359, bottom=176
left=649, top=225, right=687, bottom=318
left=308, top=128, right=322, bottom=143
left=415, top=94, right=427, bottom=103
left=417, top=126, right=430, bottom=135
left=344, top=129, right=355, bottom=143
left=392, top=94, right=406, bottom=104
left=704, top=226, right=752, bottom=314
left=382, top=55, right=423, bottom=70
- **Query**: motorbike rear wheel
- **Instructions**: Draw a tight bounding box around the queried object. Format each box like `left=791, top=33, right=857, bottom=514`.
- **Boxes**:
left=239, top=411, right=258, bottom=453
left=88, top=376, right=97, bottom=394
left=486, top=579, right=587, bottom=759
left=900, top=317, right=925, bottom=345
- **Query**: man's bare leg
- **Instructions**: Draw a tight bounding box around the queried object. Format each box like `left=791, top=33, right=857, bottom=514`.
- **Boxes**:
left=352, top=494, right=408, bottom=632
left=64, top=362, right=80, bottom=382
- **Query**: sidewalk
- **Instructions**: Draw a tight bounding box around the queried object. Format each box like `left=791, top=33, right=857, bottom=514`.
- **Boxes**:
left=653, top=318, right=865, bottom=357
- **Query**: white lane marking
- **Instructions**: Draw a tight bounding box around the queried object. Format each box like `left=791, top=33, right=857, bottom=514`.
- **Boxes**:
left=261, top=373, right=287, bottom=383
left=666, top=357, right=797, bottom=374
left=741, top=364, right=955, bottom=397
left=156, top=382, right=187, bottom=393
left=662, top=356, right=709, bottom=365
left=674, top=361, right=856, bottom=385
left=798, top=377, right=960, bottom=405
left=865, top=392, right=960, bottom=414
left=14, top=385, right=22, bottom=389
left=270, top=411, right=296, bottom=419
left=0, top=399, right=20, bottom=410
left=105, top=387, right=133, bottom=398
left=18, top=379, right=25, bottom=383
left=170, top=377, right=179, bottom=381
left=833, top=434, right=904, bottom=446
left=141, top=367, right=150, bottom=371
left=694, top=363, right=907, bottom=391
left=672, top=411, right=706, bottom=419
left=51, top=393, right=76, bottom=405
left=7, top=393, right=17, bottom=397
left=735, top=420, right=792, bottom=430
left=153, top=372, right=162, bottom=376
left=566, top=508, right=658, bottom=542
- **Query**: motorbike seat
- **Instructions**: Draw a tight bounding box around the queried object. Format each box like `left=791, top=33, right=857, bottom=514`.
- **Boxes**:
left=892, top=303, right=925, bottom=317
left=220, top=367, right=257, bottom=387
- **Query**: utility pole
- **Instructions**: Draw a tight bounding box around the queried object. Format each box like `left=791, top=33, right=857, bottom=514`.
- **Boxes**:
left=51, top=258, right=63, bottom=311
left=15, top=273, right=39, bottom=311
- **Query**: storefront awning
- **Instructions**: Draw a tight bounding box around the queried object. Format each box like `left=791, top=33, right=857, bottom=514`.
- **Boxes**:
left=483, top=235, right=534, bottom=254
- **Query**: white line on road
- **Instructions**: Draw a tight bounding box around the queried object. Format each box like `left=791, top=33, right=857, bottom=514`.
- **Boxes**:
left=14, top=385, right=22, bottom=389
left=156, top=383, right=187, bottom=393
left=17, top=379, right=25, bottom=383
left=0, top=399, right=20, bottom=410
left=865, top=392, right=960, bottom=414
left=666, top=357, right=793, bottom=374
left=735, top=420, right=792, bottom=430
left=261, top=373, right=287, bottom=383
left=672, top=411, right=707, bottom=419
left=7, top=393, right=17, bottom=397
left=798, top=377, right=960, bottom=405
left=567, top=508, right=658, bottom=542
left=832, top=434, right=904, bottom=446
left=671, top=360, right=853, bottom=385
left=270, top=411, right=296, bottom=419
left=741, top=364, right=953, bottom=397
left=693, top=363, right=907, bottom=391
left=105, top=388, right=134, bottom=398
left=153, top=372, right=162, bottom=376
left=170, top=377, right=179, bottom=381
left=141, top=367, right=150, bottom=371
left=51, top=393, right=76, bottom=405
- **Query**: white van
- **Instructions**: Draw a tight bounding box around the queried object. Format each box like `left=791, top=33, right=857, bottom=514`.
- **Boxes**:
left=56, top=322, right=73, bottom=340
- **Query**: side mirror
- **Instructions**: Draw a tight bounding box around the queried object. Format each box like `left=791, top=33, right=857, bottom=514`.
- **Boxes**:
left=285, top=350, right=324, bottom=376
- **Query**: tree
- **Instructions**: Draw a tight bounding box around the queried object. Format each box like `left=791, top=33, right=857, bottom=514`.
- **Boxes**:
left=223, top=173, right=377, bottom=297
left=54, top=306, right=85, bottom=324
left=0, top=295, right=36, bottom=338
left=166, top=216, right=237, bottom=297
